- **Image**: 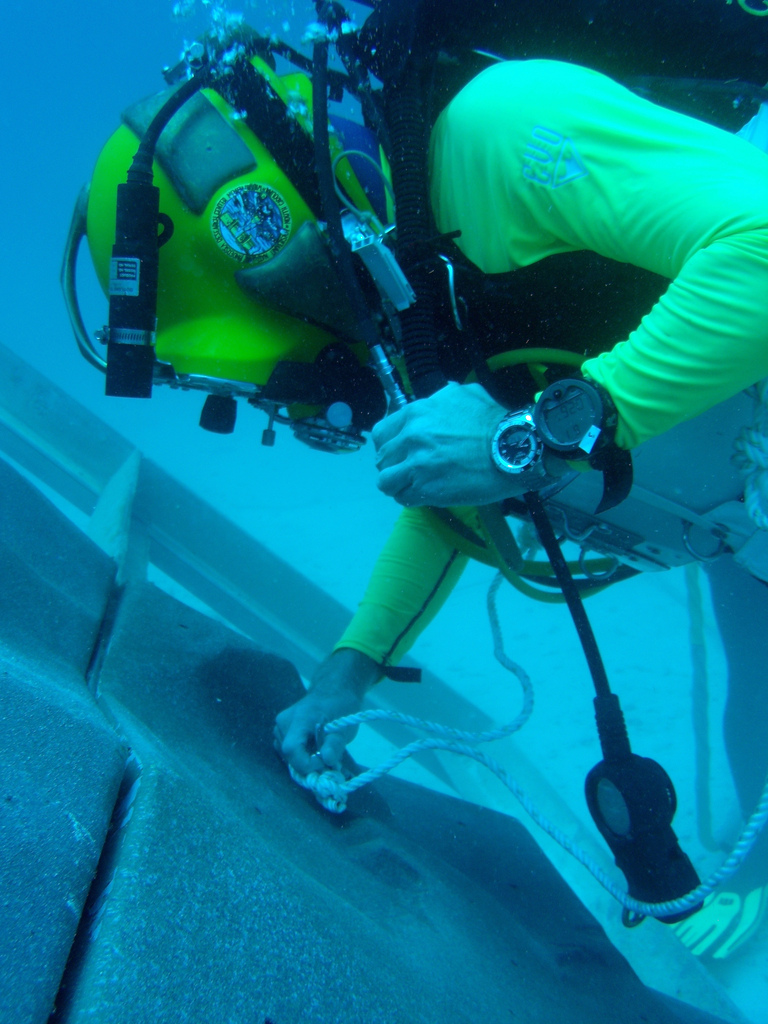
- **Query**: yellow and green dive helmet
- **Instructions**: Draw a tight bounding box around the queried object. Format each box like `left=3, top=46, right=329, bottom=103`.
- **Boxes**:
left=65, top=33, right=396, bottom=450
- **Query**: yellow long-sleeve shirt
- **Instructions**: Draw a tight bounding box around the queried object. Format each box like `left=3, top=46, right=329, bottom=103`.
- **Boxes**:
left=338, top=59, right=768, bottom=667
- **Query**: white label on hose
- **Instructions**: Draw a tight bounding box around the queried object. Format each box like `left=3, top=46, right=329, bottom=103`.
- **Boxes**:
left=109, top=258, right=140, bottom=297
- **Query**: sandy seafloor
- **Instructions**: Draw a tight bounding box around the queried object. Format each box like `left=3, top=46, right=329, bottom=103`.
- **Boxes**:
left=2, top=0, right=767, bottom=1020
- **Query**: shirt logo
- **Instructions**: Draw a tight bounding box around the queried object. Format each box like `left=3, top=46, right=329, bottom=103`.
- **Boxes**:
left=522, top=127, right=588, bottom=188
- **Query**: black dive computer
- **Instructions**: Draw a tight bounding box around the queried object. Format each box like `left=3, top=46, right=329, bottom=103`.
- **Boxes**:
left=532, top=377, right=618, bottom=461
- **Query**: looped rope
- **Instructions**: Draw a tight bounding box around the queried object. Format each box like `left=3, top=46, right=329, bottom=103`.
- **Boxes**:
left=733, top=378, right=768, bottom=530
left=289, top=571, right=768, bottom=921
left=293, top=571, right=532, bottom=814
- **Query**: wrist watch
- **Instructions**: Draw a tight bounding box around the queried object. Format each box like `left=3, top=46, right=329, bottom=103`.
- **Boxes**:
left=490, top=378, right=619, bottom=487
left=490, top=409, right=552, bottom=487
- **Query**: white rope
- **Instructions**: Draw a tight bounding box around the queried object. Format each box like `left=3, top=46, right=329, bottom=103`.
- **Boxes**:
left=292, top=573, right=534, bottom=812
left=290, top=572, right=768, bottom=921
left=733, top=378, right=768, bottom=530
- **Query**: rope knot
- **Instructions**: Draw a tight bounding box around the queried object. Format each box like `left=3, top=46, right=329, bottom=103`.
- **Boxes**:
left=289, top=765, right=348, bottom=813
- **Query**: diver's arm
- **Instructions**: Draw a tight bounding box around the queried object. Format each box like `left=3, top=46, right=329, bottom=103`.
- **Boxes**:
left=430, top=60, right=768, bottom=450
left=332, top=505, right=469, bottom=666
left=274, top=507, right=468, bottom=774
left=582, top=229, right=768, bottom=448
left=372, top=381, right=572, bottom=506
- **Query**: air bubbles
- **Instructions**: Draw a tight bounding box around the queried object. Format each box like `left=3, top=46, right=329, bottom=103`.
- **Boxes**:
left=172, top=0, right=196, bottom=17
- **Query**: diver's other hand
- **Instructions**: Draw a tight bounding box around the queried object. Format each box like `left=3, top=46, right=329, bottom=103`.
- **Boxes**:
left=273, top=649, right=380, bottom=776
left=372, top=382, right=519, bottom=507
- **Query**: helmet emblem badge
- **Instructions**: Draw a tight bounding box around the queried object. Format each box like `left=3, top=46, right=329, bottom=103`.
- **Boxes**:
left=211, top=183, right=291, bottom=264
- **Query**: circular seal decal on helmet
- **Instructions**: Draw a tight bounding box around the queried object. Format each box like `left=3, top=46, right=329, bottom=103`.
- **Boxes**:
left=211, top=184, right=291, bottom=264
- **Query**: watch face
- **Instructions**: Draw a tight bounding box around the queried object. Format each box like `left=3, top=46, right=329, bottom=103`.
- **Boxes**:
left=496, top=423, right=540, bottom=471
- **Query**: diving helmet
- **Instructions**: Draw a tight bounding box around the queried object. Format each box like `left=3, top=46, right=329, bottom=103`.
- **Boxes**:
left=64, top=32, right=397, bottom=451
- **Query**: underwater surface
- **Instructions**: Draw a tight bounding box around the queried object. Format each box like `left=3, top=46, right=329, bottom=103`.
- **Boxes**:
left=1, top=1, right=768, bottom=1021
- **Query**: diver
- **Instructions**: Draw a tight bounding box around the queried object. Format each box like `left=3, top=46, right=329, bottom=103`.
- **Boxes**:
left=273, top=57, right=768, bottom=959
left=64, top=0, right=768, bottom=963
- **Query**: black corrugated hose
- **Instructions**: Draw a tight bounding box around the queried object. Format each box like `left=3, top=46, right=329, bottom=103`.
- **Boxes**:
left=385, top=58, right=447, bottom=399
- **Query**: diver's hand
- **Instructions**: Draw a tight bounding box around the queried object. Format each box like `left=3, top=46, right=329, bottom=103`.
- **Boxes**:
left=372, top=382, right=528, bottom=507
left=273, top=649, right=380, bottom=776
